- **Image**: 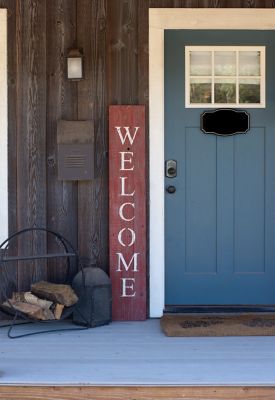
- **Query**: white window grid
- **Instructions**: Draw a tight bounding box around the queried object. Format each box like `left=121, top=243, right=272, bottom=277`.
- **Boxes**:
left=185, top=46, right=266, bottom=108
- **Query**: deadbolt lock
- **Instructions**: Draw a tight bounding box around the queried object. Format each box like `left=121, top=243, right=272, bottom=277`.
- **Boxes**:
left=165, top=160, right=177, bottom=178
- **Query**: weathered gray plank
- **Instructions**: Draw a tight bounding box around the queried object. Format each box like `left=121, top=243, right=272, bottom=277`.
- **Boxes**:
left=16, top=0, right=47, bottom=291
left=46, top=0, right=78, bottom=283
left=107, top=0, right=138, bottom=104
left=77, top=0, right=108, bottom=271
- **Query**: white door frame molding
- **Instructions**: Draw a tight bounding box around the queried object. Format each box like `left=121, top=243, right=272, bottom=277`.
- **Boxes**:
left=149, top=8, right=275, bottom=317
left=0, top=9, right=8, bottom=244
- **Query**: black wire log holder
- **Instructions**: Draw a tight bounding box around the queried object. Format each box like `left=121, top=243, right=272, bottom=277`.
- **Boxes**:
left=0, top=227, right=89, bottom=338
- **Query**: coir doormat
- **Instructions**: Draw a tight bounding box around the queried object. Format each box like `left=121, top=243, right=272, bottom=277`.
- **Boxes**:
left=160, top=313, right=275, bottom=336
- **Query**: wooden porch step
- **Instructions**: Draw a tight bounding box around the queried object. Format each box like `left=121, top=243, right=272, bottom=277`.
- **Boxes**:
left=1, top=386, right=275, bottom=400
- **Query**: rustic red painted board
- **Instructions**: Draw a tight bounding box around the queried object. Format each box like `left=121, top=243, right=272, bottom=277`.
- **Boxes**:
left=109, top=105, right=147, bottom=321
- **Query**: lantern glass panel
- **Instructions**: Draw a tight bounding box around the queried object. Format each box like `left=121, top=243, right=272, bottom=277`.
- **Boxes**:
left=67, top=57, right=83, bottom=79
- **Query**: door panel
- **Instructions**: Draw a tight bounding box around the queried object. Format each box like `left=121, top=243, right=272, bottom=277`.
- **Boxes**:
left=234, top=129, right=265, bottom=274
left=165, top=30, right=275, bottom=305
left=185, top=128, right=217, bottom=275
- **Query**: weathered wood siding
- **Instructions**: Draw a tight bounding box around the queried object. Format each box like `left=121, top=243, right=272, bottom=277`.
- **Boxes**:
left=0, top=0, right=274, bottom=315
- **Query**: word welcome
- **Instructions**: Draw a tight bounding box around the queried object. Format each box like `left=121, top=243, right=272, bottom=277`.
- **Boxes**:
left=109, top=105, right=146, bottom=321
left=115, top=126, right=140, bottom=298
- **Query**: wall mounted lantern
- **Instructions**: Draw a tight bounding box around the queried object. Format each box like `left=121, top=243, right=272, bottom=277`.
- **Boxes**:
left=67, top=48, right=84, bottom=80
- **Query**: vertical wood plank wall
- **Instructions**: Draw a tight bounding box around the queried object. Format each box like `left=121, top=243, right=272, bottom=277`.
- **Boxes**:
left=0, top=0, right=274, bottom=316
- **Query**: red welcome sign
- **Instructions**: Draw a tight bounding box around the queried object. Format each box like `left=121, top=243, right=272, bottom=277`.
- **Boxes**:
left=109, top=105, right=147, bottom=321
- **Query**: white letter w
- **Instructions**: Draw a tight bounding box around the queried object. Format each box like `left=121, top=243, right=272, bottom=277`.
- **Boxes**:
left=115, top=126, right=139, bottom=145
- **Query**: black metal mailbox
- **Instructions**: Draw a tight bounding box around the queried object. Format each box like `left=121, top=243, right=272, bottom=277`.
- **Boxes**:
left=57, top=120, right=94, bottom=180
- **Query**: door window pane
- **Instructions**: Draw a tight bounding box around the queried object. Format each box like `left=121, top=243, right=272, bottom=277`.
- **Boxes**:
left=190, top=51, right=212, bottom=76
left=185, top=46, right=264, bottom=107
left=190, top=78, right=212, bottom=103
left=239, top=51, right=260, bottom=76
left=215, top=78, right=236, bottom=103
left=239, top=78, right=260, bottom=104
left=214, top=51, right=236, bottom=76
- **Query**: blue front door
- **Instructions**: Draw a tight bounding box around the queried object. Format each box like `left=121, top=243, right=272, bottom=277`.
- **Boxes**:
left=165, top=30, right=275, bottom=305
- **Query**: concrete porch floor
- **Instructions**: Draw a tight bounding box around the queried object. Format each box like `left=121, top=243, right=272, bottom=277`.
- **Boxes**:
left=0, top=318, right=275, bottom=386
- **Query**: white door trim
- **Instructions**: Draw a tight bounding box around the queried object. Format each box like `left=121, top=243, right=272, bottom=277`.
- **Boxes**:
left=0, top=9, right=8, bottom=244
left=149, top=8, right=275, bottom=317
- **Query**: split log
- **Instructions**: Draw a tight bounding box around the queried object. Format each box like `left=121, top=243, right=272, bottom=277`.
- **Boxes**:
left=3, top=300, right=55, bottom=321
left=54, top=304, right=64, bottom=320
left=31, top=281, right=78, bottom=306
left=12, top=292, right=53, bottom=309
left=11, top=292, right=25, bottom=302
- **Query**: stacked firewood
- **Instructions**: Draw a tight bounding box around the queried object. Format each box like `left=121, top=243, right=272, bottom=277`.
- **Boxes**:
left=2, top=281, right=78, bottom=321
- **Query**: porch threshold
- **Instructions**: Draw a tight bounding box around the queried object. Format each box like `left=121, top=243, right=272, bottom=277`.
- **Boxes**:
left=165, top=305, right=275, bottom=313
left=1, top=319, right=275, bottom=387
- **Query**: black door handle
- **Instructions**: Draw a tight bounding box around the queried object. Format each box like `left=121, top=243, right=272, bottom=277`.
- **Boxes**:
left=166, top=185, right=176, bottom=194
